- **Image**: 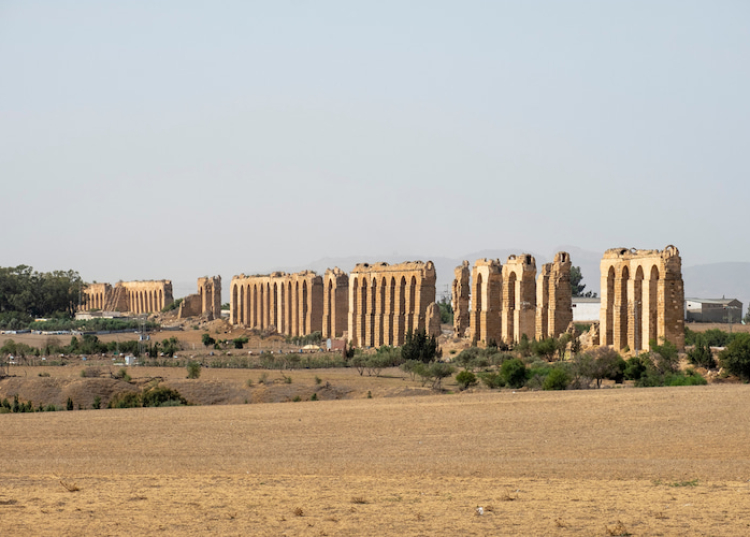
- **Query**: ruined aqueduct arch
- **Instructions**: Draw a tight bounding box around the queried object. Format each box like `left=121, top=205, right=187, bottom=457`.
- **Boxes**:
left=81, top=280, right=174, bottom=314
left=348, top=261, right=436, bottom=348
left=599, top=246, right=684, bottom=351
left=453, top=252, right=573, bottom=345
left=230, top=271, right=324, bottom=337
left=323, top=267, right=349, bottom=339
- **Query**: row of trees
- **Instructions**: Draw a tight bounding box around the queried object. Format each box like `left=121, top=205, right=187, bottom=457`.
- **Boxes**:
left=0, top=265, right=83, bottom=328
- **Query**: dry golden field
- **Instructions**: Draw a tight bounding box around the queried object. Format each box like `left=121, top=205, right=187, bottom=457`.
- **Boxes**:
left=2, top=383, right=750, bottom=536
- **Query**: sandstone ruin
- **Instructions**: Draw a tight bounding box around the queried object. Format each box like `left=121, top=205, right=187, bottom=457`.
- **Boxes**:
left=451, top=261, right=471, bottom=337
left=230, top=271, right=324, bottom=336
left=599, top=246, right=684, bottom=351
left=81, top=280, right=174, bottom=314
left=348, top=261, right=436, bottom=347
left=535, top=252, right=573, bottom=340
left=502, top=254, right=538, bottom=344
left=470, top=258, right=503, bottom=344
left=178, top=276, right=222, bottom=320
left=323, top=267, right=349, bottom=339
left=452, top=252, right=574, bottom=345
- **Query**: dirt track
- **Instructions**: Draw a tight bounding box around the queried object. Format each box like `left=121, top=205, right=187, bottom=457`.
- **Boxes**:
left=2, top=384, right=750, bottom=535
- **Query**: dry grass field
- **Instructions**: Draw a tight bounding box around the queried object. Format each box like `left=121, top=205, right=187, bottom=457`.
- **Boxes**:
left=3, top=384, right=750, bottom=536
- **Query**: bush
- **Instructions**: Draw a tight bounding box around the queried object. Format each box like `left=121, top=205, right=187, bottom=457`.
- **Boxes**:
left=108, top=392, right=142, bottom=408
left=719, top=333, right=750, bottom=381
left=233, top=336, right=249, bottom=349
left=186, top=361, right=201, bottom=379
left=142, top=385, right=187, bottom=407
left=687, top=338, right=716, bottom=369
left=93, top=396, right=101, bottom=409
left=455, top=370, right=477, bottom=390
left=624, top=354, right=650, bottom=381
left=501, top=358, right=527, bottom=389
left=650, top=339, right=680, bottom=374
left=543, top=366, right=570, bottom=390
left=401, top=330, right=438, bottom=363
left=532, top=337, right=558, bottom=361
left=478, top=371, right=505, bottom=389
left=201, top=333, right=216, bottom=348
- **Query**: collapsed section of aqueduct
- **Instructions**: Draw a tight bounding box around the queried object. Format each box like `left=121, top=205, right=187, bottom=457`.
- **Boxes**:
left=81, top=280, right=174, bottom=315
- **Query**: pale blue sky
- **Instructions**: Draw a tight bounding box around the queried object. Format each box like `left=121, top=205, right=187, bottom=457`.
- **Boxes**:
left=1, top=1, right=748, bottom=295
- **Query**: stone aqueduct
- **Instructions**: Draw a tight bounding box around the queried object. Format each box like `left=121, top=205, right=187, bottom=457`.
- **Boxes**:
left=80, top=246, right=685, bottom=351
left=457, top=252, right=573, bottom=346
left=599, top=246, right=684, bottom=352
left=82, top=280, right=174, bottom=314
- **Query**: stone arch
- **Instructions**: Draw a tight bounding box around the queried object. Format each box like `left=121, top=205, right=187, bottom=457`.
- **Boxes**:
left=648, top=264, right=660, bottom=347
left=605, top=266, right=615, bottom=345
left=618, top=266, right=630, bottom=350
left=408, top=275, right=417, bottom=333
left=360, top=277, right=368, bottom=347
left=273, top=282, right=279, bottom=329
left=232, top=285, right=239, bottom=323
left=259, top=284, right=265, bottom=330
left=239, top=285, right=245, bottom=325
left=475, top=272, right=484, bottom=342
left=634, top=266, right=644, bottom=352
left=302, top=280, right=308, bottom=335
left=388, top=277, right=396, bottom=346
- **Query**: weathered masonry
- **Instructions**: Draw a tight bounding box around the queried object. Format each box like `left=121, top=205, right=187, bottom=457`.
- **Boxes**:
left=230, top=271, right=323, bottom=337
left=599, top=246, right=684, bottom=351
left=501, top=254, right=537, bottom=344
left=535, top=252, right=572, bottom=340
left=348, top=261, right=437, bottom=348
left=178, top=276, right=222, bottom=320
left=470, top=259, right=502, bottom=344
left=452, top=261, right=471, bottom=337
left=323, top=267, right=349, bottom=339
left=451, top=252, right=574, bottom=345
left=81, top=280, right=174, bottom=314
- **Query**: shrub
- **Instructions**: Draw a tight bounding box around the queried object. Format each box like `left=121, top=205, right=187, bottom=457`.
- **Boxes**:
left=478, top=371, right=505, bottom=389
left=428, top=362, right=455, bottom=390
left=108, top=392, right=142, bottom=408
left=719, top=333, right=750, bottom=381
left=501, top=358, right=527, bottom=389
left=310, top=393, right=318, bottom=401
left=401, top=329, right=438, bottom=363
left=650, top=339, right=680, bottom=374
left=532, top=337, right=558, bottom=361
left=142, top=385, right=187, bottom=407
left=624, top=354, right=650, bottom=381
left=201, top=333, right=216, bottom=348
left=186, top=361, right=201, bottom=379
left=687, top=338, right=715, bottom=369
left=233, top=336, right=249, bottom=349
left=455, top=370, right=477, bottom=390
left=93, top=396, right=101, bottom=409
left=543, top=366, right=570, bottom=390
left=66, top=397, right=74, bottom=411
left=80, top=367, right=101, bottom=378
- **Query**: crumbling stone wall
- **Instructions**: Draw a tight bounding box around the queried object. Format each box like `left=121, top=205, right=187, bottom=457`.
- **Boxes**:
left=599, top=245, right=684, bottom=351
left=426, top=302, right=442, bottom=337
left=502, top=254, right=537, bottom=343
left=348, top=261, right=436, bottom=348
left=451, top=261, right=471, bottom=337
left=230, top=271, right=323, bottom=336
left=177, top=276, right=222, bottom=320
left=470, top=259, right=503, bottom=345
left=82, top=283, right=111, bottom=311
left=198, top=276, right=222, bottom=320
left=535, top=252, right=573, bottom=340
left=81, top=280, right=173, bottom=314
left=177, top=294, right=202, bottom=318
left=323, top=268, right=349, bottom=339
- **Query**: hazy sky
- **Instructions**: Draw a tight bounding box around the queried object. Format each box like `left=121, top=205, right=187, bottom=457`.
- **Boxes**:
left=1, top=1, right=748, bottom=295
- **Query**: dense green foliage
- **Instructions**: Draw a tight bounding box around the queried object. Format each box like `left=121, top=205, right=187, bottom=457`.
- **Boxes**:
left=0, top=265, right=84, bottom=328
left=719, top=333, right=750, bottom=381
left=31, top=318, right=158, bottom=332
left=571, top=266, right=597, bottom=298
left=401, top=329, right=439, bottom=363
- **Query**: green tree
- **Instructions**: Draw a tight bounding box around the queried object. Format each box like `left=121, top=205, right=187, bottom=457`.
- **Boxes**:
left=501, top=358, right=527, bottom=389
left=455, top=370, right=477, bottom=390
left=570, top=266, right=597, bottom=298
left=401, top=330, right=438, bottom=363
left=186, top=361, right=201, bottom=379
left=720, top=333, right=750, bottom=381
left=201, top=333, right=216, bottom=348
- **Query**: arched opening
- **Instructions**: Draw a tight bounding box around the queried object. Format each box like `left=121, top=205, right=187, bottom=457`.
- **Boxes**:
left=259, top=284, right=265, bottom=330
left=302, top=280, right=308, bottom=335
left=408, top=275, right=417, bottom=333
left=232, top=285, right=238, bottom=324
left=606, top=266, right=615, bottom=346
left=360, top=278, right=368, bottom=347
left=239, top=285, right=245, bottom=325
left=273, top=282, right=279, bottom=329
left=351, top=277, right=359, bottom=344
left=245, top=285, right=251, bottom=327
left=619, top=266, right=630, bottom=350
left=326, top=279, right=333, bottom=338
left=507, top=272, right=517, bottom=342
left=378, top=277, right=386, bottom=346
left=475, top=272, right=484, bottom=342
left=649, top=265, right=660, bottom=347
left=634, top=266, right=644, bottom=352
left=280, top=282, right=286, bottom=334
left=388, top=277, right=396, bottom=345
